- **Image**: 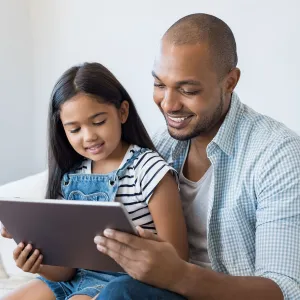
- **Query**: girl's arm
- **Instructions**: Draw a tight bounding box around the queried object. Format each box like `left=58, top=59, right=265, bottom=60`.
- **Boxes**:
left=148, top=172, right=189, bottom=261
left=38, top=265, right=76, bottom=282
left=12, top=242, right=76, bottom=282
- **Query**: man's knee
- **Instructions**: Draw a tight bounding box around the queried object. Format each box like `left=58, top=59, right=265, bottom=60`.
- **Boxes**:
left=95, top=275, right=131, bottom=299
left=96, top=275, right=185, bottom=300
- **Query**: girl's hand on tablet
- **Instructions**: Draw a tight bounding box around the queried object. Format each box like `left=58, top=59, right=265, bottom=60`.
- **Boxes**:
left=13, top=243, right=43, bottom=274
left=0, top=223, right=12, bottom=239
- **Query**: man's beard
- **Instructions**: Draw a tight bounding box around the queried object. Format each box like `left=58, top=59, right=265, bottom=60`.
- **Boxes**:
left=167, top=94, right=225, bottom=141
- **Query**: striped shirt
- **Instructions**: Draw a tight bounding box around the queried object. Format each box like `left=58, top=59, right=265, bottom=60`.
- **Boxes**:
left=76, top=145, right=176, bottom=232
left=152, top=92, right=300, bottom=299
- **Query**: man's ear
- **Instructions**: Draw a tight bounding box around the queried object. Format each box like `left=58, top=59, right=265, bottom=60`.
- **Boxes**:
left=119, top=101, right=129, bottom=124
left=224, top=68, right=240, bottom=94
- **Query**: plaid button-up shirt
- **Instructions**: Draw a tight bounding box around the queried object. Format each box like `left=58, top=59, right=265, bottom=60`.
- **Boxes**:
left=152, top=92, right=300, bottom=299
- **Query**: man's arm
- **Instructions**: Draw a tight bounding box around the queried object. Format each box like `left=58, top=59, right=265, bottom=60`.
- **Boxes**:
left=177, top=263, right=283, bottom=299
left=95, top=227, right=283, bottom=299
left=252, top=136, right=300, bottom=299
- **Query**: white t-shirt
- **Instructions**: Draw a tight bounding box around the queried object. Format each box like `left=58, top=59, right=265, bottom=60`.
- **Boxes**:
left=75, top=145, right=176, bottom=232
left=179, top=164, right=213, bottom=269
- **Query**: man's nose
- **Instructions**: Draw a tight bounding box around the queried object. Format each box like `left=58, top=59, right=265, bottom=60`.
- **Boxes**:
left=161, top=89, right=182, bottom=113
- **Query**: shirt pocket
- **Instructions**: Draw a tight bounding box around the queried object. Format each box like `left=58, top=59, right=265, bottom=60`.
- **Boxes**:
left=211, top=204, right=256, bottom=275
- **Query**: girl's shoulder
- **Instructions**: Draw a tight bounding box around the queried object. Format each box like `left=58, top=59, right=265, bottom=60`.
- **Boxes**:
left=127, top=144, right=170, bottom=174
left=70, top=159, right=92, bottom=174
left=128, top=144, right=163, bottom=163
left=126, top=145, right=178, bottom=204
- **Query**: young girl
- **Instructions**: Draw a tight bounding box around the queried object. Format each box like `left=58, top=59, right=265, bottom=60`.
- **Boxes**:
left=3, top=62, right=188, bottom=300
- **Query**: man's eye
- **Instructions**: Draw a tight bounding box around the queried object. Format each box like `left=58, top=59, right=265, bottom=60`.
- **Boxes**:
left=182, top=90, right=200, bottom=95
left=154, top=83, right=165, bottom=88
left=70, top=128, right=80, bottom=133
left=94, top=120, right=106, bottom=126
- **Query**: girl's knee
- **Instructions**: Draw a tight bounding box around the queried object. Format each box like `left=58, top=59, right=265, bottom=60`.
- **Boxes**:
left=1, top=279, right=55, bottom=300
left=68, top=291, right=101, bottom=300
left=69, top=296, right=93, bottom=300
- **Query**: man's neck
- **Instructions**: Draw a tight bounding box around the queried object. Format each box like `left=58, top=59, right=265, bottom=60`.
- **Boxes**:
left=190, top=121, right=221, bottom=152
left=191, top=94, right=232, bottom=150
left=184, top=99, right=230, bottom=181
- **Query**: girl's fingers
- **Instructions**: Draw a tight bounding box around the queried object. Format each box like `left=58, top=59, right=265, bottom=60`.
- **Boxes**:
left=15, top=244, right=32, bottom=268
left=22, top=249, right=40, bottom=272
left=29, top=254, right=43, bottom=274
left=13, top=243, right=25, bottom=261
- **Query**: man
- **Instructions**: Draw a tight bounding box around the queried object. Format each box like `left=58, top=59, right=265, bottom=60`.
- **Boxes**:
left=93, top=13, right=300, bottom=299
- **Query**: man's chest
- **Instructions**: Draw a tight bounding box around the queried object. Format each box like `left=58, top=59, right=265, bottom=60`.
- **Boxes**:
left=178, top=147, right=258, bottom=274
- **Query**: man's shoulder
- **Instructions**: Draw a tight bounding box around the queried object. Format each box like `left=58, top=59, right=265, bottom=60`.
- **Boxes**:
left=236, top=103, right=300, bottom=176
left=226, top=94, right=299, bottom=152
left=151, top=128, right=178, bottom=159
left=240, top=104, right=300, bottom=150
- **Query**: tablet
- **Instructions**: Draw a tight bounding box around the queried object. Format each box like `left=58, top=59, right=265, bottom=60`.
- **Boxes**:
left=0, top=198, right=138, bottom=272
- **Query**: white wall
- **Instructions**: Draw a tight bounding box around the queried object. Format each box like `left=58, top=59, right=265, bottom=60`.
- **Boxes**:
left=0, top=0, right=34, bottom=185
left=2, top=0, right=300, bottom=177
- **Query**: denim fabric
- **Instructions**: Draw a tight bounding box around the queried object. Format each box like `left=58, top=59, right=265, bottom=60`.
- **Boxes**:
left=97, top=275, right=186, bottom=300
left=61, top=148, right=145, bottom=201
left=38, top=270, right=125, bottom=299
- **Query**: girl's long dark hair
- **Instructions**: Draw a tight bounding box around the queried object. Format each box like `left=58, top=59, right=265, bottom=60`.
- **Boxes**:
left=46, top=62, right=155, bottom=199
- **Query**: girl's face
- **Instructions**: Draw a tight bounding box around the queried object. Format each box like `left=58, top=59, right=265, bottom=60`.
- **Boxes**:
left=60, top=93, right=129, bottom=162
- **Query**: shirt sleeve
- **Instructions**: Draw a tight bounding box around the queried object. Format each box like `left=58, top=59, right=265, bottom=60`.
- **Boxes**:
left=135, top=150, right=178, bottom=204
left=255, top=136, right=300, bottom=299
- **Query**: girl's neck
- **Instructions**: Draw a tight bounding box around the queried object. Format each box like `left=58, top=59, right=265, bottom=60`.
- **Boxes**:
left=92, top=141, right=129, bottom=174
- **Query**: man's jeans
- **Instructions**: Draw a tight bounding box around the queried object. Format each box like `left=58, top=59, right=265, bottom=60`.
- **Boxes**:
left=96, top=274, right=186, bottom=300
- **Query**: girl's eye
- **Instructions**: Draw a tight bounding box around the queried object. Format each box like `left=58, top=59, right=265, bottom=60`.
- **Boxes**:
left=94, top=120, right=106, bottom=126
left=70, top=128, right=80, bottom=134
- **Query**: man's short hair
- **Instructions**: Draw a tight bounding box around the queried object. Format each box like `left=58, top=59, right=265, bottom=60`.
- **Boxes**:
left=163, top=13, right=238, bottom=78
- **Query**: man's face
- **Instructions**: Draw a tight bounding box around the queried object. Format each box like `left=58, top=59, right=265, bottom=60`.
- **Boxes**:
left=152, top=41, right=230, bottom=141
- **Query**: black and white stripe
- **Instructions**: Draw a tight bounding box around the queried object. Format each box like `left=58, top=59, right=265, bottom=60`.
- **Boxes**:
left=75, top=145, right=176, bottom=233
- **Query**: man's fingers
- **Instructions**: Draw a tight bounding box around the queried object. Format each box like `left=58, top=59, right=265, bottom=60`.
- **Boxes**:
left=96, top=244, right=137, bottom=272
left=101, top=229, right=152, bottom=250
left=94, top=235, right=141, bottom=260
left=137, top=226, right=164, bottom=242
left=103, top=229, right=141, bottom=248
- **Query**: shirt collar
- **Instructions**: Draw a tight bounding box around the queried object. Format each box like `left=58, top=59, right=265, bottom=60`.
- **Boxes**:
left=211, top=92, right=244, bottom=156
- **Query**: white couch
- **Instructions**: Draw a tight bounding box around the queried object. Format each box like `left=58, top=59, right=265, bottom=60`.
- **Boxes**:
left=0, top=171, right=48, bottom=297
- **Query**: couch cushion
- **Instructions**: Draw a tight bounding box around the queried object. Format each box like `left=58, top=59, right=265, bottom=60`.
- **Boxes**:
left=0, top=171, right=47, bottom=199
left=0, top=254, right=8, bottom=279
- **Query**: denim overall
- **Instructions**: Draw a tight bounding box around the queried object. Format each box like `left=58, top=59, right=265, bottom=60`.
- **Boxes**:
left=61, top=148, right=144, bottom=202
